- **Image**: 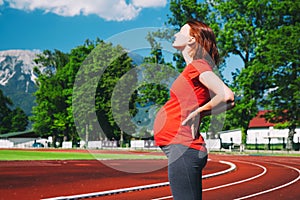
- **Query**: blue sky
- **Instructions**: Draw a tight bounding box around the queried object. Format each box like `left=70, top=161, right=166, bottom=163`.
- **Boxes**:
left=0, top=0, right=242, bottom=82
left=0, top=0, right=171, bottom=52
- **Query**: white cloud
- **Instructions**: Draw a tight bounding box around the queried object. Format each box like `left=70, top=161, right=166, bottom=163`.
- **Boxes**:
left=2, top=0, right=167, bottom=21
left=0, top=0, right=3, bottom=5
left=132, top=0, right=167, bottom=8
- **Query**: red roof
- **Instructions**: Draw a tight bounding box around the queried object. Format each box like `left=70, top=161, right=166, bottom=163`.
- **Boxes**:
left=249, top=110, right=275, bottom=128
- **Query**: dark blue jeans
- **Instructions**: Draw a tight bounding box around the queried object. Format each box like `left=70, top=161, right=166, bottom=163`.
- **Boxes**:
left=161, top=144, right=208, bottom=200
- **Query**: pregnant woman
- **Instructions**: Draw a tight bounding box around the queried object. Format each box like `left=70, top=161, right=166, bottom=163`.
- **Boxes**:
left=154, top=20, right=235, bottom=200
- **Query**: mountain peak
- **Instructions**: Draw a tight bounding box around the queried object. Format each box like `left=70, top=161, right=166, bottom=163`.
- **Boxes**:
left=0, top=49, right=42, bottom=115
left=0, top=49, right=40, bottom=86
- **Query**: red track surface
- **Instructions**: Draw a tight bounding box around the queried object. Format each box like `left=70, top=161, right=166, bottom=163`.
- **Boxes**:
left=0, top=150, right=299, bottom=200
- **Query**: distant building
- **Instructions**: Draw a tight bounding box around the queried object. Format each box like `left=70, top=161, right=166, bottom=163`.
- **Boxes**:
left=219, top=111, right=300, bottom=149
left=248, top=110, right=300, bottom=145
left=248, top=110, right=276, bottom=128
left=0, top=130, right=48, bottom=148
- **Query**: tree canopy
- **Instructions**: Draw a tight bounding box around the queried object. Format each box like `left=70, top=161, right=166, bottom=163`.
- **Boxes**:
left=31, top=39, right=140, bottom=146
left=0, top=89, right=28, bottom=134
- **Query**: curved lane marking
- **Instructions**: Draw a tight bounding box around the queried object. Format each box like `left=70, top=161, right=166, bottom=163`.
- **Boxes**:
left=42, top=160, right=235, bottom=200
left=234, top=162, right=300, bottom=200
left=152, top=195, right=172, bottom=200
left=152, top=160, right=267, bottom=200
left=151, top=160, right=236, bottom=200
left=152, top=159, right=299, bottom=200
left=203, top=160, right=236, bottom=179
left=203, top=160, right=267, bottom=192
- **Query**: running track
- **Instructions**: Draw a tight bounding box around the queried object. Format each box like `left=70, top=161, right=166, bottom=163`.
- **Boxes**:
left=0, top=151, right=299, bottom=200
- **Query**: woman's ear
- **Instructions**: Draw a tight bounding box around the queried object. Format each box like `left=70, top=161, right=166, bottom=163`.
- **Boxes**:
left=188, top=36, right=196, bottom=45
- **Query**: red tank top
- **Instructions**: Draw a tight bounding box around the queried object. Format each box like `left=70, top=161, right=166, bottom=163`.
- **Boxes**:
left=153, top=59, right=213, bottom=151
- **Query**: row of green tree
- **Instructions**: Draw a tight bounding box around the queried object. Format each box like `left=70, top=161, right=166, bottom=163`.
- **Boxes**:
left=29, top=40, right=138, bottom=147
left=29, top=38, right=174, bottom=147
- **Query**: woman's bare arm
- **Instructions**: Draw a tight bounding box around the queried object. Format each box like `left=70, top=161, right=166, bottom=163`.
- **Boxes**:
left=182, top=71, right=235, bottom=138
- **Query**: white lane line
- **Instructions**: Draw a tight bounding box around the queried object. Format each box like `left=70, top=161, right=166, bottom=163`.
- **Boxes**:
left=203, top=161, right=267, bottom=192
left=153, top=160, right=300, bottom=200
left=152, top=196, right=173, bottom=200
left=42, top=182, right=170, bottom=200
left=151, top=160, right=237, bottom=200
left=43, top=160, right=235, bottom=200
left=152, top=160, right=266, bottom=200
left=234, top=162, right=300, bottom=200
left=203, top=160, right=236, bottom=179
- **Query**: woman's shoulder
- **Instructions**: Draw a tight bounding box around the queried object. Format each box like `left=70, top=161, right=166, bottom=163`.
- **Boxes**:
left=189, top=59, right=213, bottom=73
left=183, top=59, right=213, bottom=79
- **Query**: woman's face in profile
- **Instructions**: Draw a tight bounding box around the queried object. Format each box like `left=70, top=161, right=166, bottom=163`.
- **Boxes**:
left=172, top=24, right=191, bottom=50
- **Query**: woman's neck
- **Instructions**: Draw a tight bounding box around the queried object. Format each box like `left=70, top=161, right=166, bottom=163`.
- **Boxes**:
left=181, top=46, right=193, bottom=65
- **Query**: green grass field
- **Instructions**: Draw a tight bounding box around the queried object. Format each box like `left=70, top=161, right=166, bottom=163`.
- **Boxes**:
left=0, top=149, right=299, bottom=161
left=0, top=149, right=166, bottom=161
left=214, top=151, right=300, bottom=157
